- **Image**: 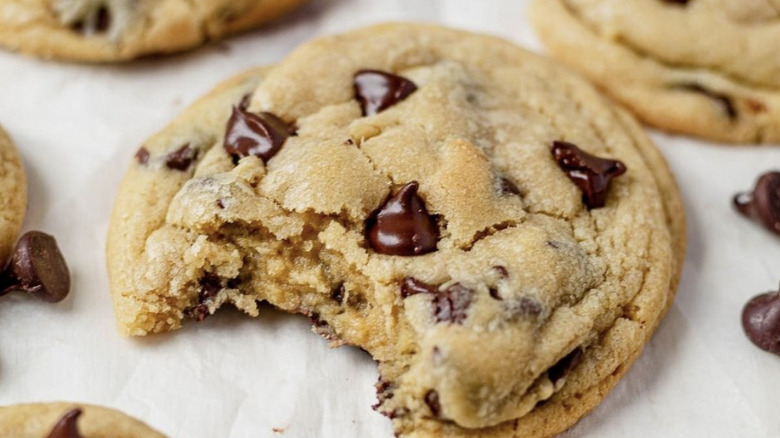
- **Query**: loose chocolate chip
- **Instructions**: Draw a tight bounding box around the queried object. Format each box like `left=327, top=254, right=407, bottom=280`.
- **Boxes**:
left=354, top=70, right=418, bottom=116
left=424, top=390, right=442, bottom=417
left=224, top=107, right=293, bottom=164
left=733, top=171, right=780, bottom=235
left=551, top=141, right=627, bottom=209
left=46, top=408, right=83, bottom=438
left=0, top=231, right=70, bottom=303
left=165, top=144, right=197, bottom=171
left=367, top=182, right=439, bottom=256
left=499, top=177, right=521, bottom=196
left=401, top=277, right=438, bottom=298
left=742, top=290, right=780, bottom=355
left=675, top=83, right=737, bottom=120
left=548, top=348, right=584, bottom=383
left=135, top=147, right=150, bottom=165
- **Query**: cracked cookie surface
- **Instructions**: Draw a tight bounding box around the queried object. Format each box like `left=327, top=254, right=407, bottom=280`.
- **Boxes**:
left=0, top=125, right=27, bottom=268
left=530, top=0, right=780, bottom=143
left=107, top=23, right=685, bottom=437
left=0, top=402, right=166, bottom=437
left=0, top=0, right=309, bottom=62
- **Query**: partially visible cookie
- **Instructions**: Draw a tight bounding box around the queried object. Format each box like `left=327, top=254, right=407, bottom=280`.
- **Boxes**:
left=0, top=0, right=309, bottom=62
left=0, top=125, right=27, bottom=267
left=0, top=402, right=166, bottom=437
left=530, top=0, right=780, bottom=144
left=107, top=24, right=685, bottom=437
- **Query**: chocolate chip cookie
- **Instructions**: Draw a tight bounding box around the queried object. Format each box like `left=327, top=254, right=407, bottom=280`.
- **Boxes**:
left=107, top=23, right=686, bottom=437
left=0, top=0, right=309, bottom=62
left=530, top=0, right=780, bottom=144
left=0, top=125, right=27, bottom=268
left=0, top=403, right=165, bottom=437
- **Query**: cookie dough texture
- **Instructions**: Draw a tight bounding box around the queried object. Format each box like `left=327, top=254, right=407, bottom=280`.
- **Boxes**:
left=530, top=0, right=780, bottom=144
left=107, top=24, right=685, bottom=437
left=0, top=126, right=27, bottom=267
left=0, top=403, right=166, bottom=437
left=0, top=0, right=309, bottom=62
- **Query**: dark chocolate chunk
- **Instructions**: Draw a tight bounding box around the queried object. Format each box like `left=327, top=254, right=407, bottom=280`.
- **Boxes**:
left=551, top=141, right=627, bottom=209
left=224, top=107, right=293, bottom=163
left=548, top=348, right=584, bottom=383
left=0, top=232, right=70, bottom=303
left=165, top=144, right=197, bottom=171
left=46, top=408, right=84, bottom=438
left=742, top=290, right=780, bottom=355
left=733, top=171, right=780, bottom=235
left=424, top=390, right=442, bottom=417
left=499, top=177, right=521, bottom=196
left=675, top=83, right=737, bottom=120
left=95, top=6, right=110, bottom=32
left=354, top=70, right=418, bottom=116
left=135, top=147, right=150, bottom=165
left=367, top=182, right=439, bottom=256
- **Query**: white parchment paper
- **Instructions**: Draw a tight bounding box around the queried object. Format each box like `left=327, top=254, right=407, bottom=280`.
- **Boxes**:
left=0, top=1, right=777, bottom=436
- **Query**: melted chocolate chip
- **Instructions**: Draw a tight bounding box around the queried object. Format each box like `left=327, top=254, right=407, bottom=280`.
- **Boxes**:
left=548, top=348, right=584, bottom=383
left=367, top=182, right=439, bottom=256
left=46, top=408, right=84, bottom=438
left=733, top=171, right=780, bottom=235
left=165, top=144, right=197, bottom=171
left=354, top=70, right=418, bottom=116
left=505, top=297, right=543, bottom=319
left=499, top=177, right=521, bottom=196
left=675, top=83, right=737, bottom=120
left=135, top=146, right=150, bottom=165
left=551, top=141, right=627, bottom=209
left=401, top=277, right=438, bottom=298
left=424, top=390, right=442, bottom=417
left=0, top=232, right=70, bottom=303
left=742, top=290, right=780, bottom=355
left=224, top=107, right=293, bottom=163
left=400, top=278, right=474, bottom=324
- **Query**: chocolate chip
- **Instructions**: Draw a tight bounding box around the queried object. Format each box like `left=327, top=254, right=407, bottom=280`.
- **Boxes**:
left=185, top=273, right=224, bottom=322
left=224, top=107, right=293, bottom=164
left=489, top=287, right=502, bottom=300
left=674, top=83, right=737, bottom=120
left=46, top=408, right=83, bottom=438
left=424, top=390, right=442, bottom=417
left=95, top=6, right=110, bottom=32
left=367, top=182, right=439, bottom=256
left=330, top=284, right=345, bottom=304
left=742, top=290, right=780, bottom=355
left=548, top=348, right=584, bottom=383
left=551, top=141, right=627, bottom=209
left=165, top=144, right=197, bottom=171
left=499, top=177, right=521, bottom=196
left=492, top=265, right=509, bottom=279
left=354, top=70, right=418, bottom=116
left=0, top=232, right=70, bottom=303
left=400, top=278, right=474, bottom=324
left=505, top=297, right=543, bottom=319
left=733, top=171, right=780, bottom=235
left=135, top=147, right=150, bottom=165
left=401, top=277, right=438, bottom=298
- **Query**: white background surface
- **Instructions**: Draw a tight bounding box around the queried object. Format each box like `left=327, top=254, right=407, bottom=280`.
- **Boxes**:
left=0, top=1, right=777, bottom=437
